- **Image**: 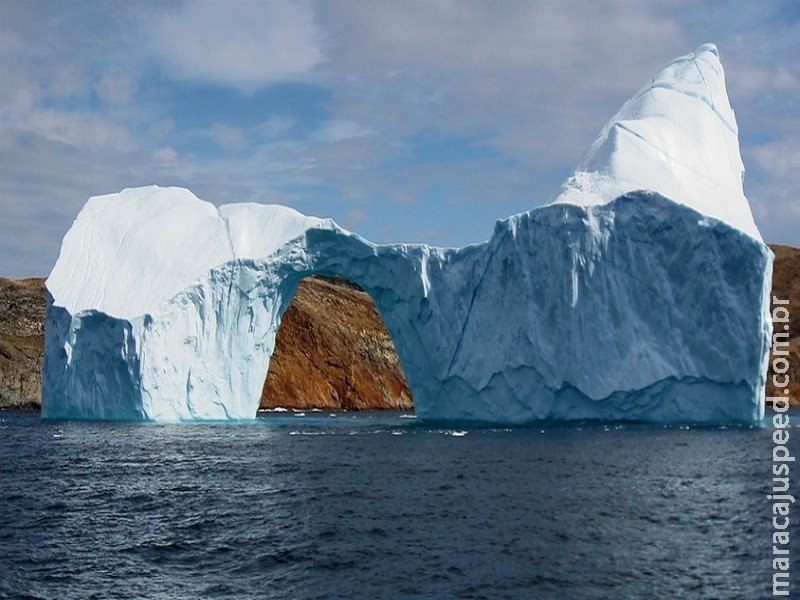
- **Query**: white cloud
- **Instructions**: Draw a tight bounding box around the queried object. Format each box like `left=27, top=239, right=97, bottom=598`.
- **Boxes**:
left=50, top=66, right=86, bottom=99
left=319, top=0, right=691, bottom=172
left=1, top=0, right=799, bottom=277
left=258, top=115, right=295, bottom=139
left=312, top=119, right=373, bottom=144
left=211, top=123, right=248, bottom=152
left=153, top=147, right=179, bottom=169
left=150, top=118, right=175, bottom=140
left=345, top=206, right=370, bottom=228
left=4, top=87, right=38, bottom=118
left=749, top=139, right=800, bottom=182
left=150, top=0, right=325, bottom=91
left=23, top=108, right=135, bottom=152
left=95, top=74, right=136, bottom=107
left=743, top=129, right=800, bottom=246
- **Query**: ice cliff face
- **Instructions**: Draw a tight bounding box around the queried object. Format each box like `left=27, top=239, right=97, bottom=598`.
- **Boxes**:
left=42, top=44, right=772, bottom=423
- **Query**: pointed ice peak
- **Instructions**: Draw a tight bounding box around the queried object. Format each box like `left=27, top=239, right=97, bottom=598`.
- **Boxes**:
left=642, top=42, right=736, bottom=133
left=552, top=43, right=760, bottom=241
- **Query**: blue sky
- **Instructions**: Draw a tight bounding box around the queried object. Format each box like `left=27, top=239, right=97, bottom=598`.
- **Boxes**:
left=0, top=0, right=798, bottom=277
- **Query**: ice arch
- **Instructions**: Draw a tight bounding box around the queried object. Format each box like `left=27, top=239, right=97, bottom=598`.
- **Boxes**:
left=41, top=192, right=427, bottom=421
left=43, top=44, right=772, bottom=423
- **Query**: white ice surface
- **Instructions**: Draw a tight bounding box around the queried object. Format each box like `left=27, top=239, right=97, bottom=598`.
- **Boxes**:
left=47, top=188, right=333, bottom=318
left=43, top=44, right=772, bottom=424
left=552, top=43, right=759, bottom=241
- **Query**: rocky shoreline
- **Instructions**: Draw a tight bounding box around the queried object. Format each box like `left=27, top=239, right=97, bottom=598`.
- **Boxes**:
left=2, top=244, right=798, bottom=413
left=0, top=277, right=46, bottom=410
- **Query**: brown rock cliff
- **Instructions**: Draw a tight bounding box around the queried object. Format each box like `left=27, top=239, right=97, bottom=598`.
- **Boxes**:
left=765, top=245, right=800, bottom=406
left=260, top=276, right=412, bottom=411
left=0, top=277, right=46, bottom=409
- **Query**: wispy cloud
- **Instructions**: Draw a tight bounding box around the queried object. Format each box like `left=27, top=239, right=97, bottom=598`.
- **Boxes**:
left=311, top=119, right=373, bottom=144
left=0, top=0, right=797, bottom=277
left=95, top=74, right=136, bottom=107
left=149, top=0, right=325, bottom=92
left=22, top=108, right=135, bottom=152
left=320, top=0, right=690, bottom=165
left=210, top=123, right=249, bottom=152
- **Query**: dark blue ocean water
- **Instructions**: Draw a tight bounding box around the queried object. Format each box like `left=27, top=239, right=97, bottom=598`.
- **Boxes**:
left=1, top=409, right=798, bottom=600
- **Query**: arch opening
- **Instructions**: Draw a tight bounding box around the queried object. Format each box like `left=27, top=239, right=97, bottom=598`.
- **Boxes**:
left=258, top=275, right=413, bottom=414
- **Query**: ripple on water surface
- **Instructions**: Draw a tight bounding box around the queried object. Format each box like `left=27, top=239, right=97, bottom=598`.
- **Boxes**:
left=0, top=409, right=798, bottom=599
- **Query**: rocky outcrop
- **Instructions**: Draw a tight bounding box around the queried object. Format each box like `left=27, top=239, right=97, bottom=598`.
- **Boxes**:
left=1, top=242, right=797, bottom=412
left=765, top=245, right=800, bottom=406
left=260, top=276, right=412, bottom=411
left=0, top=277, right=46, bottom=409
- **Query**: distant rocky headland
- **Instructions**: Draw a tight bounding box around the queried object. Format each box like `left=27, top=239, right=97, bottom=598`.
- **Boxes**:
left=1, top=244, right=798, bottom=412
left=0, top=277, right=46, bottom=410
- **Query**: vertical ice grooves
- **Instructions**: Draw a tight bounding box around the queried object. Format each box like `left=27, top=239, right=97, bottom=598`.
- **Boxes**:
left=445, top=235, right=501, bottom=378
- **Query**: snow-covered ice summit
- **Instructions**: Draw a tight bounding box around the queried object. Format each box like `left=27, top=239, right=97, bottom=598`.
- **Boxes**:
left=43, top=44, right=773, bottom=423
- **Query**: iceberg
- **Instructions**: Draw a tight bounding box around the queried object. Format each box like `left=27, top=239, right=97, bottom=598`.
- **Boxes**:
left=42, top=44, right=772, bottom=423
